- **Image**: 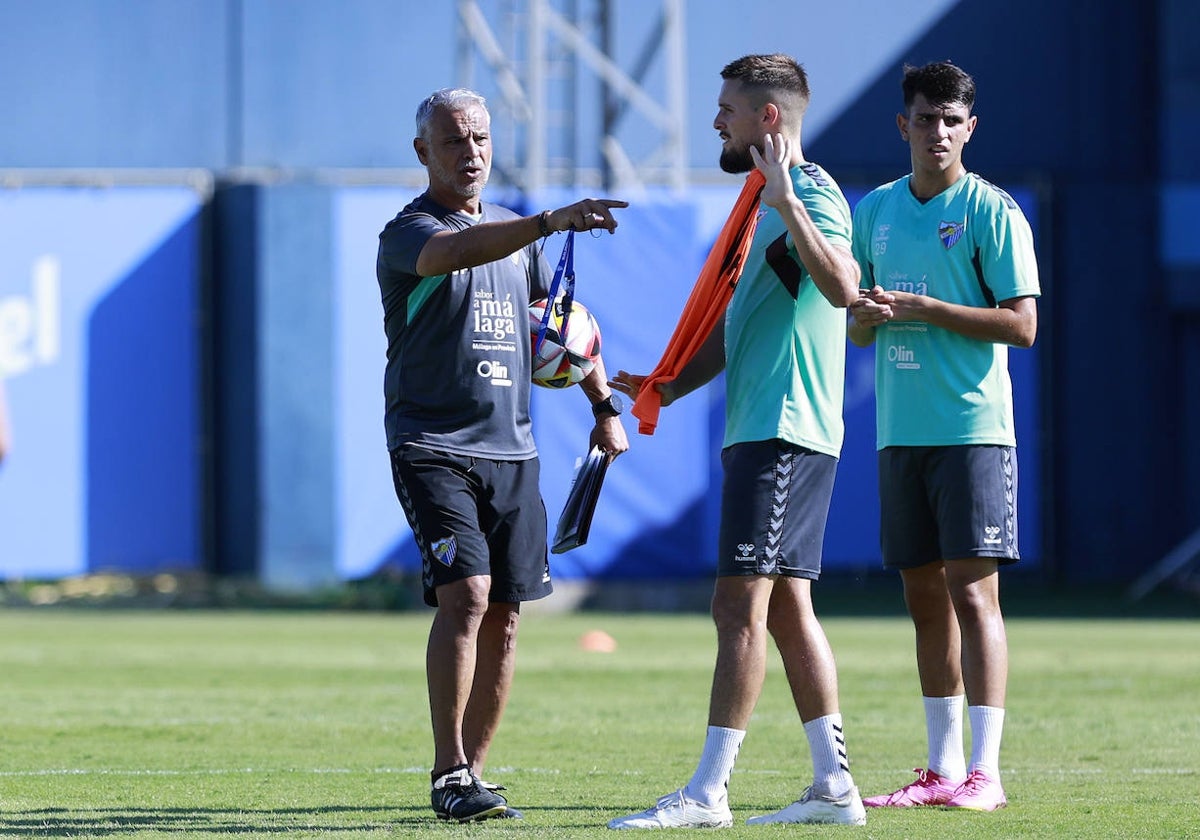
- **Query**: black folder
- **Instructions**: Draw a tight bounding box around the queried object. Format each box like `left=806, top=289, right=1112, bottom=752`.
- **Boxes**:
left=551, top=445, right=611, bottom=554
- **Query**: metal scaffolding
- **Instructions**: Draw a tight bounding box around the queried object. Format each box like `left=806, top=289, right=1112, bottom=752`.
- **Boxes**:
left=454, top=0, right=688, bottom=193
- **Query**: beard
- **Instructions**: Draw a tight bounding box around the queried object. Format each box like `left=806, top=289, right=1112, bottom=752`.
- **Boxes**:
left=427, top=155, right=489, bottom=199
left=719, top=143, right=755, bottom=174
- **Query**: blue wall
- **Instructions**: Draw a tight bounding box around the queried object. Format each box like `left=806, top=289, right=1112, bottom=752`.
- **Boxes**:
left=809, top=0, right=1200, bottom=585
left=0, top=3, right=230, bottom=167
left=0, top=188, right=204, bottom=578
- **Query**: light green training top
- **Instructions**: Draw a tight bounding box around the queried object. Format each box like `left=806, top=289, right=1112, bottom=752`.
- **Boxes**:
left=851, top=172, right=1041, bottom=448
left=724, top=162, right=853, bottom=458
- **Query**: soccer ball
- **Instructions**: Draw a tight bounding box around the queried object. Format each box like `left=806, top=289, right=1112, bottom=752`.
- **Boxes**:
left=529, top=297, right=602, bottom=389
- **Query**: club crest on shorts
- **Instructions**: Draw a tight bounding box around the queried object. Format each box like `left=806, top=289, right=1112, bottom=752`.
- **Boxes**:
left=939, top=220, right=965, bottom=250
left=431, top=536, right=457, bottom=567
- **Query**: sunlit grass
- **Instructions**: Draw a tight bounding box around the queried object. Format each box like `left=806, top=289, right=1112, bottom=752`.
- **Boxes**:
left=0, top=607, right=1195, bottom=837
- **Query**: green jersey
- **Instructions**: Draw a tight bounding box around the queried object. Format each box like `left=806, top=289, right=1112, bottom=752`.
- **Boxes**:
left=724, top=162, right=853, bottom=458
left=852, top=172, right=1040, bottom=448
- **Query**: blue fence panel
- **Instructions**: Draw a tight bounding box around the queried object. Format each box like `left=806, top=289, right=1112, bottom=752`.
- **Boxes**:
left=0, top=187, right=204, bottom=577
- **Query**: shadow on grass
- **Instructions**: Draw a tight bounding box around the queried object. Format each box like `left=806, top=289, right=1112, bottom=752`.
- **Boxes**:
left=5, top=567, right=1197, bottom=620
left=567, top=570, right=1200, bottom=619
left=811, top=572, right=1200, bottom=620
left=0, top=805, right=433, bottom=836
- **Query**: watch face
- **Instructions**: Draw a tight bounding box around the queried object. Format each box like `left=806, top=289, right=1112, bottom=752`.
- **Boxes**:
left=595, top=393, right=623, bottom=416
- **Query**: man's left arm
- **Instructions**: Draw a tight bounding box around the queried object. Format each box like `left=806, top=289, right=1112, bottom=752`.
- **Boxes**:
left=886, top=292, right=1038, bottom=348
left=580, top=356, right=629, bottom=456
left=776, top=203, right=860, bottom=309
left=885, top=194, right=1040, bottom=347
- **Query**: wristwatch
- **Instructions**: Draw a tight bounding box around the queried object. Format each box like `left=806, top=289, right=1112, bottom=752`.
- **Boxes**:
left=591, top=393, right=624, bottom=420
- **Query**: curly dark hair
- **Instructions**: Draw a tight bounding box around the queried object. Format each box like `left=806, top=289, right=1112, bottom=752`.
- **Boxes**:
left=901, top=61, right=976, bottom=111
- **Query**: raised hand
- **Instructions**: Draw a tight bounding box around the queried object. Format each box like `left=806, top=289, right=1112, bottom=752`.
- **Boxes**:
left=749, top=133, right=792, bottom=208
left=609, top=370, right=646, bottom=400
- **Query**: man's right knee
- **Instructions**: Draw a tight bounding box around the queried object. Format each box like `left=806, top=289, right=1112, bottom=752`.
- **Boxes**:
left=435, top=575, right=493, bottom=621
left=897, top=565, right=953, bottom=628
left=711, top=576, right=769, bottom=636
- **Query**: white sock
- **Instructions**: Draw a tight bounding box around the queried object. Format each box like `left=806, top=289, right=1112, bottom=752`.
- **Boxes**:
left=967, top=705, right=1005, bottom=778
left=683, top=726, right=745, bottom=806
left=924, top=695, right=967, bottom=782
left=803, top=714, right=854, bottom=797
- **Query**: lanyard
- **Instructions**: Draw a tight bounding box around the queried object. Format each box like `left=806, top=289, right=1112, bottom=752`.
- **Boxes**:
left=534, top=229, right=576, bottom=354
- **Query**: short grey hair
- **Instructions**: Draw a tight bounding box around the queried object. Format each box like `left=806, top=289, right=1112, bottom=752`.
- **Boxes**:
left=415, top=88, right=488, bottom=140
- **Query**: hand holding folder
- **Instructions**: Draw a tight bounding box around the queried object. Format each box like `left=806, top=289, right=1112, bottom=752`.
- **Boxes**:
left=551, top=445, right=611, bottom=554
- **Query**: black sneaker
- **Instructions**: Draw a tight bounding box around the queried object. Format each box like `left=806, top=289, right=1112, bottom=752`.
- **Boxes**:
left=477, top=778, right=523, bottom=820
left=431, top=767, right=507, bottom=822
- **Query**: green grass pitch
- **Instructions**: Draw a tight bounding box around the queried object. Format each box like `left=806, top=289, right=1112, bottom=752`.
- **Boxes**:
left=0, top=604, right=1196, bottom=837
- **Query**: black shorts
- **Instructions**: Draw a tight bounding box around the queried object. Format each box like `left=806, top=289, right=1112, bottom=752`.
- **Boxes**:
left=717, top=439, right=838, bottom=580
left=390, top=445, right=553, bottom=608
left=877, top=444, right=1020, bottom=570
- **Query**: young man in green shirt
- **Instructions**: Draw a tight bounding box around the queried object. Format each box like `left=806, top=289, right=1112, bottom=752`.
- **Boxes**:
left=849, top=61, right=1040, bottom=812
